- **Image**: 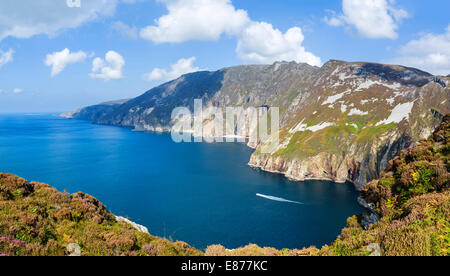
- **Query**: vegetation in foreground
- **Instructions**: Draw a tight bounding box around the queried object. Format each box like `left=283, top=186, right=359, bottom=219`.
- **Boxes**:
left=0, top=115, right=448, bottom=256
left=0, top=175, right=201, bottom=256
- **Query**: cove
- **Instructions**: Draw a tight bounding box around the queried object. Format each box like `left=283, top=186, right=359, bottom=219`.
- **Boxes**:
left=0, top=114, right=363, bottom=250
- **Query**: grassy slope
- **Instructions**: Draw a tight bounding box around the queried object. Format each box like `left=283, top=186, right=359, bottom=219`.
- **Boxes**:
left=0, top=176, right=202, bottom=256
left=1, top=116, right=448, bottom=256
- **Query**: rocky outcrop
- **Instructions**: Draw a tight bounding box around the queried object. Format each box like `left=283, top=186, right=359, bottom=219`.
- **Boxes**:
left=249, top=152, right=354, bottom=183
left=115, top=216, right=149, bottom=234
left=367, top=243, right=381, bottom=257
left=66, top=243, right=81, bottom=256
left=357, top=197, right=380, bottom=229
left=65, top=60, right=450, bottom=189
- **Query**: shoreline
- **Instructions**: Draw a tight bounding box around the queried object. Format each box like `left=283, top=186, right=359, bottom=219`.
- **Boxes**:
left=248, top=163, right=352, bottom=185
left=63, top=115, right=361, bottom=189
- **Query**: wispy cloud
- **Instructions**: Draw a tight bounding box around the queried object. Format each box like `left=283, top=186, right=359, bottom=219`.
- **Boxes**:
left=391, top=25, right=450, bottom=75
left=0, top=0, right=117, bottom=41
left=0, top=49, right=14, bottom=68
left=143, top=57, right=203, bottom=82
left=112, top=21, right=138, bottom=39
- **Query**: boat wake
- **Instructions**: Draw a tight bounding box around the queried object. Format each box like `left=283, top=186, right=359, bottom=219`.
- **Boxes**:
left=256, top=193, right=304, bottom=205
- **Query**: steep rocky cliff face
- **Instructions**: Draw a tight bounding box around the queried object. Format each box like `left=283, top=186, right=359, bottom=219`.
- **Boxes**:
left=66, top=60, right=450, bottom=189
left=250, top=61, right=449, bottom=189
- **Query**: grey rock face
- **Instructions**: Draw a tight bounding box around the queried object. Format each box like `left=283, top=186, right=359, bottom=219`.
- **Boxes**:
left=367, top=243, right=381, bottom=256
left=358, top=196, right=380, bottom=230
left=66, top=243, right=81, bottom=256
left=361, top=212, right=380, bottom=230
left=357, top=196, right=377, bottom=213
left=115, top=216, right=149, bottom=234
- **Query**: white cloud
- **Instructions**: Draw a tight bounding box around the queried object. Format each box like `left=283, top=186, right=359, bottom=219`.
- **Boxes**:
left=112, top=21, right=138, bottom=39
left=237, top=22, right=322, bottom=66
left=90, top=51, right=125, bottom=81
left=45, top=48, right=87, bottom=76
left=325, top=0, right=408, bottom=39
left=143, top=57, right=203, bottom=82
left=0, top=48, right=14, bottom=68
left=139, top=0, right=320, bottom=66
left=140, top=0, right=250, bottom=43
left=392, top=25, right=450, bottom=76
left=0, top=88, right=24, bottom=94
left=325, top=17, right=344, bottom=27
left=0, top=0, right=119, bottom=41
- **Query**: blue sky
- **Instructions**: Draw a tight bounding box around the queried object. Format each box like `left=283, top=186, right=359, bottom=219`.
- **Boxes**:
left=0, top=0, right=449, bottom=113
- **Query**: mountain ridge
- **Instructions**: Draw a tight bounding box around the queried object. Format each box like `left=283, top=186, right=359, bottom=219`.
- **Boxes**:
left=64, top=59, right=450, bottom=189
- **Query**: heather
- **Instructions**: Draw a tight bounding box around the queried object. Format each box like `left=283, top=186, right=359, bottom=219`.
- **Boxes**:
left=0, top=174, right=201, bottom=256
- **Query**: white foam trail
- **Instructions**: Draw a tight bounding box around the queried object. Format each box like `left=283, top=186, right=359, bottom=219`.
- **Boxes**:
left=256, top=193, right=304, bottom=205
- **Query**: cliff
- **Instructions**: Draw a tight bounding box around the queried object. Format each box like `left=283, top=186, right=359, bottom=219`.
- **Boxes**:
left=65, top=60, right=450, bottom=189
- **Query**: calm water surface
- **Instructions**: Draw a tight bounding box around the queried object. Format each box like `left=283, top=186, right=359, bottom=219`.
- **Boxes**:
left=0, top=114, right=362, bottom=249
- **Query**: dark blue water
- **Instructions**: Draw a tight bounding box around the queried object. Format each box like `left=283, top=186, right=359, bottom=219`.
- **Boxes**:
left=0, top=114, right=362, bottom=250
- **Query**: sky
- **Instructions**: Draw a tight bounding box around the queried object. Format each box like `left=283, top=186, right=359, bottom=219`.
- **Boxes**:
left=0, top=0, right=449, bottom=113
